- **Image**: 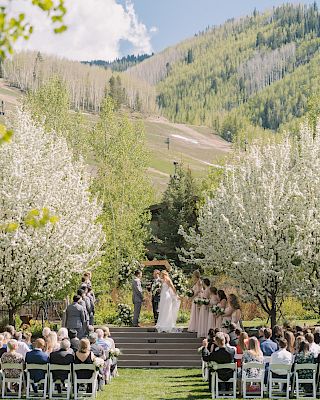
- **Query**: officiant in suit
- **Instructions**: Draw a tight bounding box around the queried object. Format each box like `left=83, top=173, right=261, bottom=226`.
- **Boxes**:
left=132, top=270, right=143, bottom=327
left=147, top=269, right=161, bottom=324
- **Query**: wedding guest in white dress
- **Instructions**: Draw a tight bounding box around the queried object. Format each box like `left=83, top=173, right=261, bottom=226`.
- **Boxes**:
left=207, top=286, right=219, bottom=334
left=156, top=270, right=181, bottom=333
left=188, top=271, right=202, bottom=333
left=197, top=278, right=211, bottom=338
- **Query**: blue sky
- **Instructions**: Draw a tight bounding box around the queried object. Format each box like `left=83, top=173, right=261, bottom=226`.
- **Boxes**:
left=124, top=0, right=319, bottom=54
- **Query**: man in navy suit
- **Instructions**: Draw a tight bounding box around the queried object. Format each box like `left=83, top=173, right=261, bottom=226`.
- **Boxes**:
left=25, top=338, right=49, bottom=393
left=260, top=328, right=278, bottom=356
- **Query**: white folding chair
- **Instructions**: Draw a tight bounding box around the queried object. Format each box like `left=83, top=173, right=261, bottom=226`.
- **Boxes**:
left=268, top=363, right=292, bottom=399
left=1, top=362, right=24, bottom=399
left=26, top=363, right=48, bottom=399
left=242, top=362, right=265, bottom=398
left=211, top=362, right=237, bottom=399
left=73, top=364, right=98, bottom=399
left=202, top=360, right=209, bottom=381
left=49, top=364, right=72, bottom=400
left=293, top=363, right=317, bottom=399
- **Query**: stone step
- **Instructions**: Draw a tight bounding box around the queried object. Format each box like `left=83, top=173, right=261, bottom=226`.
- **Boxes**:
left=117, top=342, right=198, bottom=350
left=112, top=331, right=197, bottom=339
left=115, top=337, right=200, bottom=344
left=123, top=348, right=199, bottom=355
left=118, top=359, right=200, bottom=368
left=120, top=354, right=200, bottom=361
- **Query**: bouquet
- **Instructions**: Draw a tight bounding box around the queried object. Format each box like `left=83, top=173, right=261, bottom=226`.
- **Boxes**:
left=151, top=281, right=162, bottom=297
left=202, top=298, right=210, bottom=306
left=193, top=297, right=202, bottom=305
left=197, top=346, right=204, bottom=354
left=210, top=305, right=224, bottom=316
left=222, top=320, right=231, bottom=329
left=93, top=357, right=105, bottom=369
left=109, top=348, right=122, bottom=359
left=186, top=289, right=194, bottom=298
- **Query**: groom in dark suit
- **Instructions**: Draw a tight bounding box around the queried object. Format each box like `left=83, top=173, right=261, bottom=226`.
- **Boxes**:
left=147, top=269, right=161, bottom=324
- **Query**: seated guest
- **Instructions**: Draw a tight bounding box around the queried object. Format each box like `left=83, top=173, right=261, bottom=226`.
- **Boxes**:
left=0, top=334, right=7, bottom=358
left=42, top=327, right=51, bottom=340
left=57, top=328, right=69, bottom=343
left=271, top=325, right=283, bottom=347
left=258, top=327, right=265, bottom=344
left=50, top=339, right=74, bottom=393
left=314, top=327, right=320, bottom=345
left=202, top=332, right=235, bottom=391
left=1, top=339, right=24, bottom=379
left=228, top=323, right=238, bottom=347
left=23, top=332, right=33, bottom=349
left=25, top=338, right=49, bottom=392
left=270, top=338, right=293, bottom=379
left=243, top=337, right=264, bottom=378
left=102, top=326, right=115, bottom=350
left=305, top=333, right=320, bottom=358
left=295, top=341, right=315, bottom=392
left=4, top=325, right=15, bottom=337
left=75, top=339, right=95, bottom=393
left=46, top=332, right=60, bottom=354
left=89, top=333, right=105, bottom=359
left=2, top=332, right=11, bottom=349
left=68, top=329, right=80, bottom=352
left=15, top=331, right=31, bottom=359
left=236, top=331, right=249, bottom=367
left=294, top=335, right=305, bottom=355
left=96, top=329, right=111, bottom=352
left=225, top=333, right=237, bottom=355
left=261, top=328, right=278, bottom=356
left=284, top=330, right=295, bottom=354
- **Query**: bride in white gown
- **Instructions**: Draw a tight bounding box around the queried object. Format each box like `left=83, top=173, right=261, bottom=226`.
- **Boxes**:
left=156, top=270, right=181, bottom=333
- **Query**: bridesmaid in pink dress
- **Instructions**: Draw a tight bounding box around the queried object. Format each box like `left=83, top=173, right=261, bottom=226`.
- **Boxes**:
left=197, top=278, right=211, bottom=338
left=188, top=271, right=203, bottom=333
left=229, top=294, right=242, bottom=329
left=207, top=286, right=219, bottom=334
left=215, top=289, right=227, bottom=331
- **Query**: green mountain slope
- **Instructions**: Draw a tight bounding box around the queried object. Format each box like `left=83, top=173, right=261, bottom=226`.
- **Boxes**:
left=126, top=2, right=320, bottom=140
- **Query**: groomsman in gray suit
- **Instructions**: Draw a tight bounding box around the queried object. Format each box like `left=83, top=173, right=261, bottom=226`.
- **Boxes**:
left=132, top=270, right=143, bottom=327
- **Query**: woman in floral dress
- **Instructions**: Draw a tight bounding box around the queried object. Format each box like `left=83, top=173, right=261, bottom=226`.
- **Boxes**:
left=242, top=337, right=264, bottom=378
left=188, top=270, right=203, bottom=333
left=295, top=341, right=315, bottom=392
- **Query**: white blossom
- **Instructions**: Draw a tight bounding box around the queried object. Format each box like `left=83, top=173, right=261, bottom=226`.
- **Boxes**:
left=0, top=109, right=104, bottom=318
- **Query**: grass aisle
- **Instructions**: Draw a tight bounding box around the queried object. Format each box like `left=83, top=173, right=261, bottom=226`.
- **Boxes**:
left=98, top=368, right=210, bottom=400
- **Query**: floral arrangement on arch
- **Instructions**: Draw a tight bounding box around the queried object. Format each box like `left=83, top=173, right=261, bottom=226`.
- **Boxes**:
left=116, top=303, right=133, bottom=326
left=118, top=259, right=142, bottom=287
left=169, top=264, right=188, bottom=296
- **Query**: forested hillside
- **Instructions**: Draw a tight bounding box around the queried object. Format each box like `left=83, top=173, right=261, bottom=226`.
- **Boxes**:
left=83, top=53, right=153, bottom=72
left=126, top=3, right=320, bottom=141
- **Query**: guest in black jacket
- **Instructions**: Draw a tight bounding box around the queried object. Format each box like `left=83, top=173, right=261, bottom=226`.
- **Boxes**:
left=202, top=332, right=235, bottom=391
left=50, top=339, right=74, bottom=393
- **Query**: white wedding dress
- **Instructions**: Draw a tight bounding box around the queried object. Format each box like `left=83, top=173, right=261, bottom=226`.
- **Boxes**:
left=156, top=282, right=181, bottom=333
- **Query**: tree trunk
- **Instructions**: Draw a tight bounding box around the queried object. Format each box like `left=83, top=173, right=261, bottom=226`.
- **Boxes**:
left=270, top=306, right=277, bottom=329
left=8, top=307, right=16, bottom=326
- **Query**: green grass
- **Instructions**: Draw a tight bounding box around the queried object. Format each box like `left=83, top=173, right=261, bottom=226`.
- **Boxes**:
left=98, top=369, right=209, bottom=400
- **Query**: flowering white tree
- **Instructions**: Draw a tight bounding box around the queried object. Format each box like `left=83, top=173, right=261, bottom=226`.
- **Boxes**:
left=181, top=136, right=304, bottom=327
left=0, top=109, right=104, bottom=323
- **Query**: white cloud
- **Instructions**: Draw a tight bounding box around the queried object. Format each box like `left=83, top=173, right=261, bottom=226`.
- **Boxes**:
left=150, top=26, right=158, bottom=34
left=10, top=0, right=154, bottom=61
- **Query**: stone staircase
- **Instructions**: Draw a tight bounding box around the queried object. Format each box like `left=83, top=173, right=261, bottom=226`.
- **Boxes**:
left=111, top=327, right=201, bottom=368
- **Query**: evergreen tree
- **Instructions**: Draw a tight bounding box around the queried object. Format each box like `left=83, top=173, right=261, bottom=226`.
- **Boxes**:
left=156, top=164, right=198, bottom=262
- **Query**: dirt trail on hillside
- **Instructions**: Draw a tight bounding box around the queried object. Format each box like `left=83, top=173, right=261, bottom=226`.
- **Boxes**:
left=0, top=79, right=20, bottom=105
left=148, top=116, right=231, bottom=152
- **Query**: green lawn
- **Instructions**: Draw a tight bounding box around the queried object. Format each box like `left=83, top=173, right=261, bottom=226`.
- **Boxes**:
left=98, top=369, right=210, bottom=400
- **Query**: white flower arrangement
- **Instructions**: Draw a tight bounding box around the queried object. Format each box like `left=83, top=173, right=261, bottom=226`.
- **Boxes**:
left=151, top=281, right=162, bottom=296
left=193, top=297, right=202, bottom=305
left=202, top=298, right=210, bottom=306
left=109, top=348, right=122, bottom=359
left=93, top=357, right=105, bottom=369
left=117, top=303, right=133, bottom=326
left=211, top=305, right=224, bottom=316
